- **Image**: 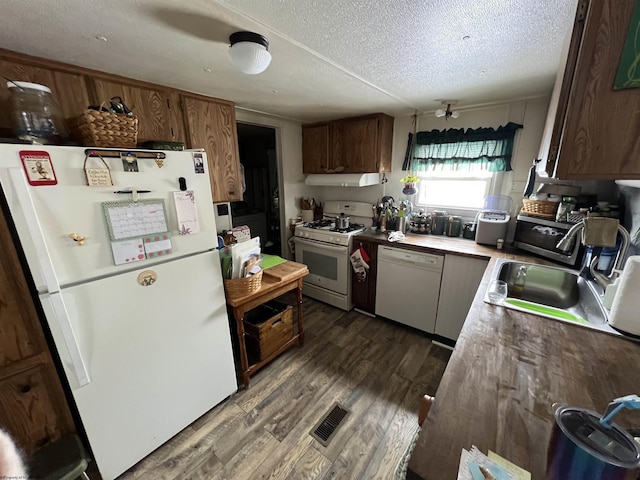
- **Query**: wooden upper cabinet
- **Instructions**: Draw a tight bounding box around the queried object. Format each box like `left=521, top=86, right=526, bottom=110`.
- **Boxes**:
left=301, top=123, right=330, bottom=173
left=90, top=78, right=186, bottom=143
left=0, top=57, right=89, bottom=136
left=302, top=113, right=393, bottom=174
left=332, top=115, right=390, bottom=173
left=182, top=95, right=242, bottom=203
left=541, top=0, right=640, bottom=179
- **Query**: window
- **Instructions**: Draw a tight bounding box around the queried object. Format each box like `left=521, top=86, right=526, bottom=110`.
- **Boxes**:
left=416, top=171, right=493, bottom=210
left=403, top=122, right=522, bottom=212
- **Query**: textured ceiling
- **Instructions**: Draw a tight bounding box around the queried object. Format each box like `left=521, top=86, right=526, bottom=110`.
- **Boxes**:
left=0, top=0, right=578, bottom=122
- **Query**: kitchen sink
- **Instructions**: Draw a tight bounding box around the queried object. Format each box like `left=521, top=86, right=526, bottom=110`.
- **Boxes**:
left=486, top=259, right=627, bottom=338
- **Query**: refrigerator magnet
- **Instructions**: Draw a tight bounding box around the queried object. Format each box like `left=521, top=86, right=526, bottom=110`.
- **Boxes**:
left=84, top=154, right=113, bottom=186
left=121, top=152, right=139, bottom=172
left=19, top=150, right=58, bottom=186
left=193, top=153, right=205, bottom=174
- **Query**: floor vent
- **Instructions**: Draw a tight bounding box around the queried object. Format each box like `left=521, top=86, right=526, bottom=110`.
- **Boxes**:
left=310, top=402, right=349, bottom=447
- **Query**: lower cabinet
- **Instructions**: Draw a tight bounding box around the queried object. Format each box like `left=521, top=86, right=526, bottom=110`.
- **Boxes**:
left=0, top=203, right=75, bottom=454
left=351, top=240, right=378, bottom=314
left=434, top=254, right=489, bottom=341
left=0, top=363, right=74, bottom=453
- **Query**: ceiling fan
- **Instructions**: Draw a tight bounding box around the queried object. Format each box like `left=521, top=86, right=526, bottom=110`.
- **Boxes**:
left=435, top=101, right=460, bottom=120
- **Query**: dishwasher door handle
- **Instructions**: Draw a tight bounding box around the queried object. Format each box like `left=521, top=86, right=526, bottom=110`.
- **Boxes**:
left=378, top=257, right=441, bottom=271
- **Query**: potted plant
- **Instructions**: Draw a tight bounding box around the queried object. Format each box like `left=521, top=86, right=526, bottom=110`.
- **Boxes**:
left=400, top=174, right=420, bottom=195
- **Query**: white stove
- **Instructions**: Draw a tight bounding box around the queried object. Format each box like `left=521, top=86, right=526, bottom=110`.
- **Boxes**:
left=294, top=219, right=366, bottom=246
left=294, top=201, right=372, bottom=310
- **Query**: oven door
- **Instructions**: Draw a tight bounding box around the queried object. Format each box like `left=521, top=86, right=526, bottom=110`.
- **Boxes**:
left=294, top=237, right=349, bottom=294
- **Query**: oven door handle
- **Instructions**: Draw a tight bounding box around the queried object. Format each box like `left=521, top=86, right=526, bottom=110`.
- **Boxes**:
left=294, top=237, right=348, bottom=252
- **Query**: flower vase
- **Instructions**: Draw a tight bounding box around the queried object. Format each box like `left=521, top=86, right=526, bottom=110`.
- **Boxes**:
left=402, top=184, right=417, bottom=196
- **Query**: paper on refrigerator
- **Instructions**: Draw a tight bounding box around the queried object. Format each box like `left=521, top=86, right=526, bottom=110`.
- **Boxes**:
left=173, top=190, right=200, bottom=235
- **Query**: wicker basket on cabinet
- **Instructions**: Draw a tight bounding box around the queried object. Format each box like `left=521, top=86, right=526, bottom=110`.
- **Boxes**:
left=521, top=198, right=559, bottom=219
left=72, top=108, right=138, bottom=148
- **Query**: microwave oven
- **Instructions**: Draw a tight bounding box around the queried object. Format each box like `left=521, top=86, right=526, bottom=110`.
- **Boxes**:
left=513, top=214, right=584, bottom=268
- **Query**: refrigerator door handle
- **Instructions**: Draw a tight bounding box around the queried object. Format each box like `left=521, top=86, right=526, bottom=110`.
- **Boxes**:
left=8, top=168, right=60, bottom=292
left=49, top=292, right=91, bottom=387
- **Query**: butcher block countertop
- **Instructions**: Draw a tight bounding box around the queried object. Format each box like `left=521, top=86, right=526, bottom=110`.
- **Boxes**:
left=354, top=231, right=640, bottom=479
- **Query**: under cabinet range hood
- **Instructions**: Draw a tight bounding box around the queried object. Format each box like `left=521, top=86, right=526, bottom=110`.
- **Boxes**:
left=616, top=180, right=640, bottom=188
left=304, top=173, right=381, bottom=187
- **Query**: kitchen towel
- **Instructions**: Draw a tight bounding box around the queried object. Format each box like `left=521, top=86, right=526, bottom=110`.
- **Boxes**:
left=608, top=256, right=640, bottom=336
left=582, top=217, right=618, bottom=246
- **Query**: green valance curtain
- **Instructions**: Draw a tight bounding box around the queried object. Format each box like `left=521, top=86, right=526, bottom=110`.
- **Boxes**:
left=402, top=122, right=523, bottom=173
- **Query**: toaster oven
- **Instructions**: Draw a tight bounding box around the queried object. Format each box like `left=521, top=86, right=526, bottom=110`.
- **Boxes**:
left=513, top=214, right=584, bottom=268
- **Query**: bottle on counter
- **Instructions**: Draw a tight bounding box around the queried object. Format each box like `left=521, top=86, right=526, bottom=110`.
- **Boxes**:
left=556, top=196, right=577, bottom=222
left=380, top=212, right=387, bottom=233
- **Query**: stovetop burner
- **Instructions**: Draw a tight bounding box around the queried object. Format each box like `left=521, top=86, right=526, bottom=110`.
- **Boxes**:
left=301, top=219, right=365, bottom=234
left=305, top=219, right=333, bottom=229
left=330, top=223, right=365, bottom=233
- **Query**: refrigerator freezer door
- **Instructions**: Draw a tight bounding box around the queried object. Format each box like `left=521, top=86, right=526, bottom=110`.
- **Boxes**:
left=0, top=145, right=218, bottom=292
left=40, top=251, right=236, bottom=480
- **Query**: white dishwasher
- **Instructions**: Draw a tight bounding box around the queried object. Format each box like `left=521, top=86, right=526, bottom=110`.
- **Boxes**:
left=375, top=246, right=444, bottom=333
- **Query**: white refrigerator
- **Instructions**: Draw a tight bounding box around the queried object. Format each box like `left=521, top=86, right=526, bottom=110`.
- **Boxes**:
left=0, top=145, right=237, bottom=480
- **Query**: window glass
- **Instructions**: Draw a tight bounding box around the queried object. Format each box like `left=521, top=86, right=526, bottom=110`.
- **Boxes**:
left=416, top=171, right=493, bottom=210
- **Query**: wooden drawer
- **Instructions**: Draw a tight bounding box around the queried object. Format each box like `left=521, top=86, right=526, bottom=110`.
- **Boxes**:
left=244, top=301, right=293, bottom=361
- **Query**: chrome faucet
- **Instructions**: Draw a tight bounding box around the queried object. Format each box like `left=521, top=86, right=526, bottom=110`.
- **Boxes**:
left=555, top=220, right=631, bottom=290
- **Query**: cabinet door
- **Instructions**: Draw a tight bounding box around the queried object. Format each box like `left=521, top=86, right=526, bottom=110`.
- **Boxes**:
left=302, top=124, right=330, bottom=173
left=91, top=78, right=185, bottom=143
left=435, top=255, right=488, bottom=341
left=0, top=364, right=73, bottom=453
left=331, top=116, right=378, bottom=173
left=0, top=203, right=75, bottom=454
left=552, top=0, right=640, bottom=179
left=182, top=95, right=242, bottom=203
left=0, top=58, right=90, bottom=137
left=351, top=240, right=378, bottom=313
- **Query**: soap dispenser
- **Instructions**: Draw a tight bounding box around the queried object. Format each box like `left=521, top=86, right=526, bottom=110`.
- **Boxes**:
left=602, top=271, right=622, bottom=310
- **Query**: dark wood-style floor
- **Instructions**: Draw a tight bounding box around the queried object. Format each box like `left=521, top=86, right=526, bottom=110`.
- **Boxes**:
left=108, top=297, right=451, bottom=480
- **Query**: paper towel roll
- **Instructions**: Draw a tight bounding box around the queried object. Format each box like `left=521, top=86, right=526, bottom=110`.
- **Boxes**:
left=608, top=256, right=640, bottom=336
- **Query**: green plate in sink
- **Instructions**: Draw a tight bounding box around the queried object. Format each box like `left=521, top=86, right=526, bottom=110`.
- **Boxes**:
left=504, top=298, right=589, bottom=324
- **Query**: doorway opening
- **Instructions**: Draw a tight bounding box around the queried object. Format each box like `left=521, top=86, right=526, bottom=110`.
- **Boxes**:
left=233, top=123, right=281, bottom=256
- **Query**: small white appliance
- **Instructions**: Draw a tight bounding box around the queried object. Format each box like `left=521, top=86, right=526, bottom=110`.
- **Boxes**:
left=0, top=145, right=237, bottom=480
left=213, top=201, right=232, bottom=233
left=294, top=201, right=371, bottom=310
left=475, top=195, right=513, bottom=246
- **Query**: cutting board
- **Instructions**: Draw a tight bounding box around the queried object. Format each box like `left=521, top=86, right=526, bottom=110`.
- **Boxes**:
left=263, top=261, right=308, bottom=282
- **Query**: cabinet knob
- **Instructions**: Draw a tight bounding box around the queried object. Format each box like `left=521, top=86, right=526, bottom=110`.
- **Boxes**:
left=20, top=384, right=31, bottom=393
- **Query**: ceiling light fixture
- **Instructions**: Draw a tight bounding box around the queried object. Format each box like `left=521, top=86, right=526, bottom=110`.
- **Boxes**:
left=228, top=31, right=272, bottom=75
left=435, top=101, right=460, bottom=120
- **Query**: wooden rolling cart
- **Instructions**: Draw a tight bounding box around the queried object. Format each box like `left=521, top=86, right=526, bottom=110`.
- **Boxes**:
left=225, top=261, right=308, bottom=387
